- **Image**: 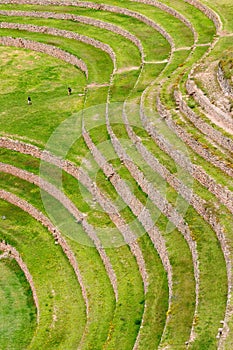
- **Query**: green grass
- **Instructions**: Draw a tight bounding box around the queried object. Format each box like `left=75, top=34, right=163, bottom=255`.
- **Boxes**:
left=0, top=47, right=86, bottom=145
left=0, top=199, right=87, bottom=349
left=203, top=0, right=233, bottom=32
left=0, top=27, right=113, bottom=83
left=0, top=258, right=36, bottom=350
left=0, top=166, right=147, bottom=349
left=121, top=97, right=228, bottom=346
left=134, top=234, right=169, bottom=349
left=156, top=0, right=216, bottom=43
left=112, top=117, right=227, bottom=344
left=110, top=69, right=141, bottom=102
left=78, top=101, right=198, bottom=345
left=73, top=0, right=194, bottom=48
left=0, top=14, right=141, bottom=70
left=0, top=0, right=232, bottom=348
left=0, top=186, right=118, bottom=350
left=0, top=3, right=171, bottom=61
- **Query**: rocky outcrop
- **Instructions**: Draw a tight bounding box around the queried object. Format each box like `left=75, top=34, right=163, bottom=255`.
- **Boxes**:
left=217, top=63, right=233, bottom=97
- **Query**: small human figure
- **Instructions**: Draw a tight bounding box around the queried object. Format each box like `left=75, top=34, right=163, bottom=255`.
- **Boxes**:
left=28, top=96, right=32, bottom=105
left=68, top=87, right=72, bottom=96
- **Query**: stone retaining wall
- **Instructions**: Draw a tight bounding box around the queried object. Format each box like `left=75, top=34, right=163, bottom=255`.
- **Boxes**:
left=0, top=137, right=149, bottom=292
left=186, top=79, right=233, bottom=133
left=125, top=106, right=231, bottom=274
left=184, top=0, right=222, bottom=32
left=140, top=102, right=232, bottom=344
left=0, top=36, right=88, bottom=77
left=105, top=108, right=199, bottom=341
left=0, top=162, right=118, bottom=300
left=0, top=9, right=144, bottom=60
left=217, top=63, right=233, bottom=97
left=1, top=0, right=175, bottom=50
left=133, top=0, right=198, bottom=43
left=0, top=189, right=89, bottom=313
left=162, top=102, right=233, bottom=179
left=82, top=121, right=178, bottom=321
left=147, top=99, right=233, bottom=215
left=0, top=240, right=40, bottom=322
left=106, top=111, right=198, bottom=276
left=174, top=90, right=233, bottom=152
left=0, top=21, right=116, bottom=67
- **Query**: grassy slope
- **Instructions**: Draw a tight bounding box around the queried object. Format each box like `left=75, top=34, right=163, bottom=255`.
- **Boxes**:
left=0, top=0, right=231, bottom=348
left=0, top=258, right=36, bottom=350
left=0, top=199, right=86, bottom=350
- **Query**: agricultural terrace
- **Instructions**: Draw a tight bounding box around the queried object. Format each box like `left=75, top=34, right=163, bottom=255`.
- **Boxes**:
left=0, top=0, right=233, bottom=349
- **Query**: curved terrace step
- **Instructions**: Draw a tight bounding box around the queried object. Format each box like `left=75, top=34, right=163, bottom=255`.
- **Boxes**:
left=0, top=0, right=229, bottom=347
left=104, top=107, right=200, bottom=344
left=122, top=104, right=232, bottom=345
left=0, top=9, right=145, bottom=60
left=83, top=117, right=197, bottom=297
left=162, top=99, right=233, bottom=178
left=0, top=137, right=149, bottom=292
left=132, top=0, right=198, bottom=43
left=184, top=0, right=222, bottom=33
left=0, top=189, right=89, bottom=314
left=0, top=36, right=88, bottom=77
left=0, top=141, right=152, bottom=348
left=1, top=0, right=175, bottom=50
left=186, top=78, right=233, bottom=135
left=140, top=100, right=233, bottom=215
left=174, top=90, right=233, bottom=152
left=0, top=241, right=39, bottom=323
left=217, top=62, right=233, bottom=98
left=82, top=120, right=176, bottom=346
left=0, top=161, right=118, bottom=300
left=0, top=21, right=116, bottom=66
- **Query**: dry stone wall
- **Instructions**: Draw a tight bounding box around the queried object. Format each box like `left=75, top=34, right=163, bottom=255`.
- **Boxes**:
left=105, top=109, right=199, bottom=336
left=133, top=0, right=197, bottom=43
left=0, top=162, right=118, bottom=300
left=0, top=21, right=116, bottom=66
left=124, top=106, right=231, bottom=274
left=217, top=64, right=233, bottom=97
left=0, top=240, right=40, bottom=321
left=174, top=90, right=233, bottom=152
left=0, top=10, right=144, bottom=59
left=184, top=0, right=222, bottom=32
left=140, top=103, right=232, bottom=344
left=0, top=189, right=89, bottom=313
left=82, top=122, right=178, bottom=313
left=140, top=105, right=233, bottom=215
left=0, top=36, right=88, bottom=77
left=1, top=0, right=175, bottom=50
left=186, top=79, right=233, bottom=132
left=0, top=137, right=149, bottom=292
